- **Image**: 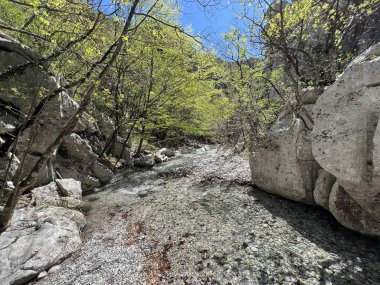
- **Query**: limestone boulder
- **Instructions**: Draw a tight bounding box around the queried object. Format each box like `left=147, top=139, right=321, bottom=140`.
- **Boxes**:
left=54, top=157, right=101, bottom=193
left=90, top=160, right=112, bottom=184
left=329, top=181, right=380, bottom=236
left=0, top=206, right=85, bottom=285
left=134, top=154, right=155, bottom=168
left=59, top=134, right=112, bottom=187
left=313, top=170, right=336, bottom=210
left=154, top=153, right=168, bottom=164
left=113, top=136, right=132, bottom=165
left=156, top=148, right=175, bottom=158
left=61, top=134, right=97, bottom=165
left=249, top=106, right=319, bottom=204
left=55, top=178, right=82, bottom=199
left=312, top=43, right=380, bottom=235
left=154, top=148, right=171, bottom=163
left=31, top=181, right=83, bottom=210
left=0, top=34, right=78, bottom=188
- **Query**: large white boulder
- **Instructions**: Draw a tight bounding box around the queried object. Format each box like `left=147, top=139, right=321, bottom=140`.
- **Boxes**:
left=59, top=134, right=112, bottom=187
left=312, top=43, right=380, bottom=235
left=0, top=206, right=85, bottom=285
left=249, top=104, right=319, bottom=204
left=55, top=178, right=82, bottom=199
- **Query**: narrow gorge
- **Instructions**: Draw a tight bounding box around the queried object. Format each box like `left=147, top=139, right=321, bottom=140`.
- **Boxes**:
left=0, top=0, right=379, bottom=284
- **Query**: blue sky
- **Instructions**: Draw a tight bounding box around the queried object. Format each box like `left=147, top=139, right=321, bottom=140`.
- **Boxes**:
left=179, top=0, right=242, bottom=46
left=98, top=0, right=244, bottom=51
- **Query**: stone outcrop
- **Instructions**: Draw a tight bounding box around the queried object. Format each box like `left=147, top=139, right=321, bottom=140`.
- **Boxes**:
left=0, top=179, right=85, bottom=285
left=250, top=43, right=380, bottom=236
left=249, top=100, right=320, bottom=204
left=134, top=153, right=155, bottom=168
left=55, top=178, right=82, bottom=199
left=311, top=43, right=380, bottom=235
left=0, top=34, right=113, bottom=193
left=55, top=134, right=112, bottom=192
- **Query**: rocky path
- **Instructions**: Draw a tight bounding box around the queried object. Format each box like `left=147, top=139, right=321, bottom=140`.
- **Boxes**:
left=34, top=146, right=380, bottom=285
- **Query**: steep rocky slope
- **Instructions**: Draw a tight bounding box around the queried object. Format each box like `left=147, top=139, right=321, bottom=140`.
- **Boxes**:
left=0, top=33, right=115, bottom=192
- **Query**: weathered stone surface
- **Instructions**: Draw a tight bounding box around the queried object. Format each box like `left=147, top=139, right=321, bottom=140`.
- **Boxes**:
left=160, top=148, right=176, bottom=158
left=154, top=148, right=170, bottom=164
left=55, top=179, right=82, bottom=199
left=312, top=43, right=380, bottom=235
left=329, top=181, right=380, bottom=236
left=134, top=154, right=155, bottom=168
left=37, top=271, right=48, bottom=280
left=55, top=158, right=101, bottom=193
left=297, top=86, right=324, bottom=105
left=30, top=182, right=83, bottom=210
left=113, top=136, right=132, bottom=165
left=31, top=182, right=60, bottom=200
left=0, top=152, right=20, bottom=182
left=250, top=111, right=319, bottom=204
left=18, top=153, right=56, bottom=187
left=0, top=206, right=85, bottom=285
left=154, top=153, right=166, bottom=163
left=0, top=34, right=79, bottom=188
left=313, top=170, right=336, bottom=210
left=59, top=134, right=112, bottom=187
left=90, top=160, right=112, bottom=184
left=61, top=134, right=97, bottom=165
left=312, top=44, right=380, bottom=184
left=250, top=44, right=380, bottom=236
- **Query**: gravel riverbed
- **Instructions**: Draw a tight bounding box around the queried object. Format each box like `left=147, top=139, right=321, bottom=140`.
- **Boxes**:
left=34, top=146, right=380, bottom=285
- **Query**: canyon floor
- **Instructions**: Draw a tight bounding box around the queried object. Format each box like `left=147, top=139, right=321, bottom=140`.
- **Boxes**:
left=34, top=146, right=380, bottom=285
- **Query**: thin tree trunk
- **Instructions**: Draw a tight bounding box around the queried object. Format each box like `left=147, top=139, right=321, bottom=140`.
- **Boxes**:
left=0, top=0, right=141, bottom=231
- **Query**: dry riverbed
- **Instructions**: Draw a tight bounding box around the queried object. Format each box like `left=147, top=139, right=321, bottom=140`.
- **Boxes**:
left=34, top=146, right=380, bottom=285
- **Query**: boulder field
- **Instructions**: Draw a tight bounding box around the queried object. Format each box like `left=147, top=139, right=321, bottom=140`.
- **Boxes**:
left=250, top=43, right=380, bottom=236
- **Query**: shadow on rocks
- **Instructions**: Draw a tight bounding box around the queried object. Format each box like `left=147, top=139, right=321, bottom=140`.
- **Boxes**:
left=247, top=186, right=380, bottom=285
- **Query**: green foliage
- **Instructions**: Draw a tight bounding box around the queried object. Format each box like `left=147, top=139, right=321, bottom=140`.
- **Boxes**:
left=0, top=0, right=234, bottom=144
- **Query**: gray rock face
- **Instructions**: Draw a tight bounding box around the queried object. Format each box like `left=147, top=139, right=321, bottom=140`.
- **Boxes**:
left=0, top=35, right=75, bottom=188
left=329, top=181, right=380, bottom=236
left=55, top=157, right=101, bottom=193
left=1, top=180, right=84, bottom=284
left=55, top=179, right=82, bottom=199
left=0, top=153, right=20, bottom=182
left=0, top=34, right=112, bottom=194
left=312, top=43, right=380, bottom=235
left=31, top=181, right=83, bottom=210
left=154, top=148, right=171, bottom=164
left=0, top=206, right=85, bottom=285
left=313, top=170, right=336, bottom=210
left=90, top=161, right=112, bottom=184
left=154, top=153, right=167, bottom=163
left=250, top=44, right=380, bottom=236
left=134, top=154, right=155, bottom=168
left=112, top=136, right=132, bottom=165
left=61, top=134, right=97, bottom=165
left=297, top=87, right=325, bottom=105
left=249, top=106, right=319, bottom=204
left=57, top=134, right=112, bottom=190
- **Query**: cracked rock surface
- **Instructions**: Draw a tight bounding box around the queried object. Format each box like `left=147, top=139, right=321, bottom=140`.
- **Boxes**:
left=0, top=206, right=86, bottom=285
left=34, top=146, right=380, bottom=285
